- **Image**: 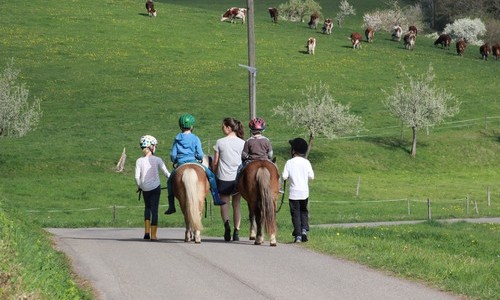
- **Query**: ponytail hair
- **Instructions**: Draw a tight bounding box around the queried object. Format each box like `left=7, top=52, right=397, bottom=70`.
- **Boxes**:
left=223, top=117, right=245, bottom=140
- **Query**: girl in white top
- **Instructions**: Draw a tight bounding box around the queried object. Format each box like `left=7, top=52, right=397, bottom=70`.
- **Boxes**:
left=135, top=135, right=170, bottom=241
left=282, top=137, right=314, bottom=243
left=212, top=118, right=245, bottom=242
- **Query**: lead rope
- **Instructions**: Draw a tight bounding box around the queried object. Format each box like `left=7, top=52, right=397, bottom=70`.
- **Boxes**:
left=276, top=180, right=286, bottom=213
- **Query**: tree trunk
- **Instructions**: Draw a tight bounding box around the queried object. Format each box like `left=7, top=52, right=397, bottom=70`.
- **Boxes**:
left=411, top=126, right=417, bottom=157
left=306, top=132, right=314, bottom=159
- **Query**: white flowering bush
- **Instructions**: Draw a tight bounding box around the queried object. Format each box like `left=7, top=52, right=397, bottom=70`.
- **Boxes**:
left=278, top=0, right=322, bottom=22
left=362, top=2, right=425, bottom=33
left=444, top=18, right=486, bottom=46
left=336, top=0, right=356, bottom=28
left=0, top=59, right=42, bottom=137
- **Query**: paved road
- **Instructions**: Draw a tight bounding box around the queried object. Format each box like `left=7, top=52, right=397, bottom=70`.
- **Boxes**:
left=48, top=227, right=463, bottom=300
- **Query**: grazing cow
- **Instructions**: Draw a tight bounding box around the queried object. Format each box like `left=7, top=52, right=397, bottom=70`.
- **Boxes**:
left=408, top=25, right=418, bottom=35
left=322, top=18, right=333, bottom=35
left=480, top=43, right=491, bottom=60
left=306, top=37, right=316, bottom=55
left=404, top=31, right=416, bottom=50
left=351, top=32, right=362, bottom=49
left=456, top=38, right=467, bottom=56
left=365, top=27, right=374, bottom=43
left=492, top=43, right=500, bottom=60
left=145, top=0, right=156, bottom=17
left=434, top=34, right=452, bottom=49
left=221, top=7, right=246, bottom=24
left=308, top=13, right=319, bottom=29
left=392, top=25, right=402, bottom=41
left=268, top=7, right=278, bottom=23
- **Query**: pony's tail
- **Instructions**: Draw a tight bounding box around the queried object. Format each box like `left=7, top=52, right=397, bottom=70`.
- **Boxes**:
left=182, top=169, right=203, bottom=231
left=256, top=167, right=276, bottom=235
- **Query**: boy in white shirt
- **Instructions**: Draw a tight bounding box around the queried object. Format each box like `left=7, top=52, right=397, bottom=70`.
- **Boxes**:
left=282, top=138, right=314, bottom=243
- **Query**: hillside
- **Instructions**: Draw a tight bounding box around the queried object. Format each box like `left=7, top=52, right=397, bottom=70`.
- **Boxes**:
left=0, top=0, right=498, bottom=226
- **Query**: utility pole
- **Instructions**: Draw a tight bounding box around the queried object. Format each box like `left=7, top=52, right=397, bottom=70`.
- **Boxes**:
left=247, top=0, right=256, bottom=120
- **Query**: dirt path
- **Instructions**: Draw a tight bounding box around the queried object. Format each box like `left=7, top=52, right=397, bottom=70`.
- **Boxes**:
left=48, top=227, right=463, bottom=300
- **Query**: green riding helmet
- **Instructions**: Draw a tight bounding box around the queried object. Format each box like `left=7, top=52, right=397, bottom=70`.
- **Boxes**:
left=179, top=114, right=195, bottom=129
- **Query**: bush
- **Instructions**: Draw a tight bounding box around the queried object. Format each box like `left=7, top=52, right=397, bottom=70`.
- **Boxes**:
left=278, top=0, right=321, bottom=22
left=363, top=3, right=425, bottom=32
left=444, top=17, right=486, bottom=45
left=0, top=59, right=42, bottom=138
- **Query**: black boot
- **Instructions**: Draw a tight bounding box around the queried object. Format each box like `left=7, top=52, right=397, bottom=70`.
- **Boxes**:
left=224, top=220, right=231, bottom=241
left=164, top=195, right=176, bottom=215
left=233, top=229, right=240, bottom=241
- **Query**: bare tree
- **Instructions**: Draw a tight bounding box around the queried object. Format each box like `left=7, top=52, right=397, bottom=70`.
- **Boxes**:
left=0, top=59, right=42, bottom=138
left=336, top=0, right=356, bottom=27
left=273, top=82, right=362, bottom=158
left=382, top=64, right=460, bottom=157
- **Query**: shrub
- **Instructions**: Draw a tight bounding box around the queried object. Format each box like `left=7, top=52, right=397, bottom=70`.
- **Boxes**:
left=278, top=0, right=322, bottom=22
left=444, top=18, right=486, bottom=45
left=0, top=59, right=42, bottom=138
left=363, top=2, right=425, bottom=32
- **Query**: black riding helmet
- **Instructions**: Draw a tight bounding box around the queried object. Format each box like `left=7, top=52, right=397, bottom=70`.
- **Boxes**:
left=289, top=138, right=308, bottom=155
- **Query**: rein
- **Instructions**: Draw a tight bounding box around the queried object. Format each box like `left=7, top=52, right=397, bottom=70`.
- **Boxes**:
left=276, top=180, right=286, bottom=213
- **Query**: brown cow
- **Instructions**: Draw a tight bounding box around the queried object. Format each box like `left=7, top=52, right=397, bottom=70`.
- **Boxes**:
left=492, top=43, right=500, bottom=60
left=145, top=0, right=156, bottom=17
left=365, top=27, right=374, bottom=43
left=308, top=13, right=319, bottom=29
left=434, top=34, right=452, bottom=49
left=221, top=7, right=246, bottom=24
left=392, top=25, right=402, bottom=41
left=408, top=25, right=418, bottom=35
left=351, top=32, right=362, bottom=49
left=480, top=43, right=491, bottom=60
left=268, top=7, right=278, bottom=23
left=306, top=37, right=316, bottom=55
left=322, top=18, right=333, bottom=35
left=404, top=31, right=416, bottom=50
left=456, top=38, right=467, bottom=56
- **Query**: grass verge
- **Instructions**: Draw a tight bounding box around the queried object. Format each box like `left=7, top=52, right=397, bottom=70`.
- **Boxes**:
left=0, top=207, right=93, bottom=299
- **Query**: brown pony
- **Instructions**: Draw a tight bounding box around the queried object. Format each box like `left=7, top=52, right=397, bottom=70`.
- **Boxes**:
left=172, top=159, right=209, bottom=243
left=238, top=160, right=280, bottom=246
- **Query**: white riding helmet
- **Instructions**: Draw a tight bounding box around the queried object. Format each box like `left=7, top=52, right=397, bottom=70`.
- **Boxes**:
left=139, top=135, right=158, bottom=149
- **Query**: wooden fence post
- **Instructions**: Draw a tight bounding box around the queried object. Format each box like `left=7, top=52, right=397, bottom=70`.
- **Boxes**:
left=466, top=194, right=469, bottom=216
left=356, top=176, right=361, bottom=197
left=407, top=198, right=411, bottom=216
left=474, top=200, right=479, bottom=215
left=487, top=186, right=491, bottom=207
left=427, top=198, right=431, bottom=222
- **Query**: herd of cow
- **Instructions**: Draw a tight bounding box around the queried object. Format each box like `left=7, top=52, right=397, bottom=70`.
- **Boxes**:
left=219, top=6, right=500, bottom=60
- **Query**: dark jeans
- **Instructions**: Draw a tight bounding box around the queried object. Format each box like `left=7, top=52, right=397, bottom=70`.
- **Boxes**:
left=289, top=198, right=309, bottom=237
left=143, top=185, right=161, bottom=225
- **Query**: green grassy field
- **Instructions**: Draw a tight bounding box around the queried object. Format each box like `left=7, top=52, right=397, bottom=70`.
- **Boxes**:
left=0, top=0, right=499, bottom=298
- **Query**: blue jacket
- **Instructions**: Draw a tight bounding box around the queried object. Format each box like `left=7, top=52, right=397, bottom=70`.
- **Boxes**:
left=170, top=132, right=204, bottom=165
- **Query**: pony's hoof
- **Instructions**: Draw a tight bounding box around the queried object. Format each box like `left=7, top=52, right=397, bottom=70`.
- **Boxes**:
left=249, top=236, right=256, bottom=240
left=270, top=242, right=277, bottom=247
left=254, top=241, right=262, bottom=245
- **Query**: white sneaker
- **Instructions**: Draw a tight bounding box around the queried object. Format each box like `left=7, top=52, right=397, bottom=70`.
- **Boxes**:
left=294, top=236, right=302, bottom=243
